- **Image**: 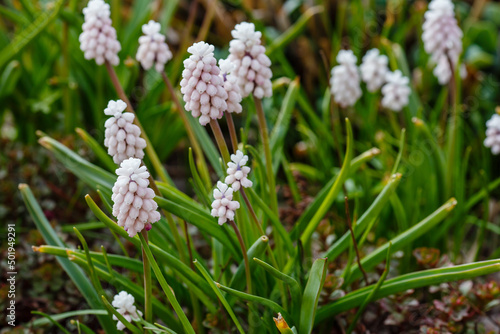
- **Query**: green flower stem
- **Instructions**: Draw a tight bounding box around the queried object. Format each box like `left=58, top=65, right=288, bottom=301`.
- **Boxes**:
left=255, top=98, right=278, bottom=215
left=161, top=72, right=211, bottom=187
left=225, top=112, right=239, bottom=153
left=141, top=230, right=153, bottom=324
left=139, top=234, right=196, bottom=334
left=230, top=219, right=252, bottom=294
left=104, top=61, right=170, bottom=184
left=209, top=119, right=231, bottom=164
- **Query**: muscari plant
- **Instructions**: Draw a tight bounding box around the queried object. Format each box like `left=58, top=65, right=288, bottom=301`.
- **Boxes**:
left=18, top=0, right=500, bottom=332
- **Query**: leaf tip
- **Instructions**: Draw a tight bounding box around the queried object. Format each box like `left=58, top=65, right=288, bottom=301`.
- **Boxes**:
left=370, top=147, right=381, bottom=156
left=18, top=183, right=28, bottom=190
left=38, top=137, right=50, bottom=148
left=261, top=235, right=269, bottom=243
left=412, top=117, right=424, bottom=127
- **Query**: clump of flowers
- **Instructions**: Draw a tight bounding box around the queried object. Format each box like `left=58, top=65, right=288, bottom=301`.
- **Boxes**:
left=484, top=113, right=500, bottom=155
left=104, top=100, right=146, bottom=164
left=360, top=49, right=389, bottom=92
left=381, top=70, right=411, bottom=112
left=112, top=291, right=142, bottom=330
left=211, top=181, right=240, bottom=225
left=111, top=158, right=160, bottom=237
left=219, top=59, right=243, bottom=114
left=180, top=42, right=228, bottom=126
left=136, top=20, right=173, bottom=72
left=225, top=150, right=252, bottom=191
left=228, top=22, right=273, bottom=99
left=330, top=50, right=362, bottom=108
left=422, top=0, right=463, bottom=84
left=79, top=0, right=121, bottom=66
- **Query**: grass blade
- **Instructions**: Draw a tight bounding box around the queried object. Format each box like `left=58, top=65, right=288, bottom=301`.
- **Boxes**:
left=299, top=258, right=327, bottom=334
left=19, top=184, right=116, bottom=333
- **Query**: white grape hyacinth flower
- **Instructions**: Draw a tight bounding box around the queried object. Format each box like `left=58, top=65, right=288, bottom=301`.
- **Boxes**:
left=180, top=42, right=228, bottom=126
left=484, top=113, right=500, bottom=155
left=104, top=100, right=147, bottom=164
left=136, top=20, right=173, bottom=72
left=225, top=150, right=252, bottom=191
left=219, top=59, right=243, bottom=114
left=228, top=22, right=273, bottom=99
left=79, top=0, right=121, bottom=66
left=211, top=181, right=240, bottom=225
left=422, top=0, right=463, bottom=84
left=330, top=50, right=362, bottom=108
left=360, top=49, right=389, bottom=92
left=112, top=291, right=142, bottom=331
left=111, top=158, right=161, bottom=237
left=381, top=70, right=411, bottom=112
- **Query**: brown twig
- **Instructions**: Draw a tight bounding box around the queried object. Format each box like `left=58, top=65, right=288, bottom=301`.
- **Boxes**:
left=345, top=196, right=368, bottom=284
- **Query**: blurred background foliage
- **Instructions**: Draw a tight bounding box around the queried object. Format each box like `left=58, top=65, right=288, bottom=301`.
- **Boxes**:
left=1, top=0, right=500, bottom=332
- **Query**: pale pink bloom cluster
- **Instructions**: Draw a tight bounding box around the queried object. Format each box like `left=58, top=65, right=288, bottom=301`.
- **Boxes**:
left=136, top=20, right=173, bottom=72
left=219, top=59, right=243, bottom=114
left=360, top=49, right=389, bottom=92
left=330, top=50, right=362, bottom=108
left=211, top=181, right=240, bottom=225
left=111, top=158, right=161, bottom=237
left=112, top=291, right=142, bottom=331
left=79, top=0, right=121, bottom=66
left=225, top=150, right=252, bottom=191
left=422, top=0, right=463, bottom=84
left=484, top=114, right=500, bottom=155
left=228, top=22, right=272, bottom=99
left=381, top=70, right=411, bottom=112
left=104, top=100, right=146, bottom=164
left=180, top=42, right=228, bottom=126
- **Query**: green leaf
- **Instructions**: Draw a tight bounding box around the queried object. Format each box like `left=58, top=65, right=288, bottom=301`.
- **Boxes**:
left=217, top=283, right=292, bottom=326
left=322, top=173, right=402, bottom=261
left=139, top=234, right=196, bottom=334
left=101, top=296, right=142, bottom=334
left=0, top=0, right=64, bottom=69
left=246, top=187, right=294, bottom=255
left=292, top=145, right=378, bottom=241
left=299, top=258, right=327, bottom=334
left=38, top=136, right=115, bottom=190
left=316, top=260, right=500, bottom=322
left=300, top=118, right=353, bottom=246
left=30, top=311, right=71, bottom=334
left=19, top=184, right=116, bottom=333
left=253, top=258, right=302, bottom=318
left=347, top=244, right=392, bottom=334
left=154, top=195, right=239, bottom=259
left=85, top=195, right=216, bottom=301
left=229, top=236, right=269, bottom=292
left=30, top=309, right=108, bottom=327
left=270, top=77, right=300, bottom=174
left=76, top=128, right=116, bottom=172
left=266, top=6, right=323, bottom=55
left=346, top=198, right=457, bottom=284
left=0, top=60, right=21, bottom=99
left=194, top=260, right=245, bottom=334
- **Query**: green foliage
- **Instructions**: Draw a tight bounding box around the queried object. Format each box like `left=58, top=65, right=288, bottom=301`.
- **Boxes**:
left=10, top=0, right=500, bottom=332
